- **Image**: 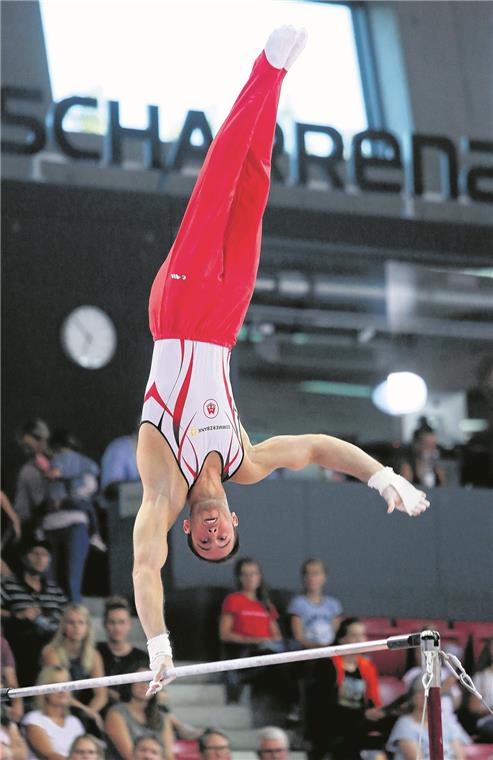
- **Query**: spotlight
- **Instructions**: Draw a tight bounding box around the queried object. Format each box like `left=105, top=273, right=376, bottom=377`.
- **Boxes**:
left=372, top=372, right=428, bottom=415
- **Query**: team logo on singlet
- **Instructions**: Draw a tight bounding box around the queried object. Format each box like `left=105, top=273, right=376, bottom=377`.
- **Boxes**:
left=204, top=399, right=219, bottom=418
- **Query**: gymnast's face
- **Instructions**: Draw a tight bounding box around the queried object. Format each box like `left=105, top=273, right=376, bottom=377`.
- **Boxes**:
left=183, top=501, right=239, bottom=560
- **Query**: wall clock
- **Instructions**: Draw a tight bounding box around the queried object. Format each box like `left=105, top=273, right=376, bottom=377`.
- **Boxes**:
left=61, top=305, right=117, bottom=369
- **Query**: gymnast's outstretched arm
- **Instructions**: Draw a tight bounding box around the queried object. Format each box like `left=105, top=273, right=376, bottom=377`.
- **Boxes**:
left=234, top=427, right=430, bottom=517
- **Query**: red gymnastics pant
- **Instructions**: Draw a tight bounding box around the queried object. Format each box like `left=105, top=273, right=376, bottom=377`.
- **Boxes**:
left=148, top=51, right=286, bottom=349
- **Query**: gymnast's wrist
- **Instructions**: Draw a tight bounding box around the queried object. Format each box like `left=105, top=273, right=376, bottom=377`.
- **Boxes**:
left=147, top=632, right=173, bottom=669
left=367, top=466, right=395, bottom=495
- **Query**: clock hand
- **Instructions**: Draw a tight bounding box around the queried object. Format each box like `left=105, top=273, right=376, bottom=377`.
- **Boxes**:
left=73, top=317, right=92, bottom=341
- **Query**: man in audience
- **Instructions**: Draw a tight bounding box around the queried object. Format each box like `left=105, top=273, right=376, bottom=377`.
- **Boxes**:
left=257, top=726, right=290, bottom=760
left=1, top=537, right=67, bottom=685
left=199, top=729, right=232, bottom=760
left=97, top=596, right=147, bottom=709
left=133, top=734, right=166, bottom=760
left=13, top=418, right=52, bottom=537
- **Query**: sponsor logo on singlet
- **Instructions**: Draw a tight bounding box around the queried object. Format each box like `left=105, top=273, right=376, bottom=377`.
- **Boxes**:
left=170, top=273, right=187, bottom=280
left=204, top=399, right=219, bottom=418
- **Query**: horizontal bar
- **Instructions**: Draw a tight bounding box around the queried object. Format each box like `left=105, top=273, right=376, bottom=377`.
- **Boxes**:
left=0, top=632, right=422, bottom=700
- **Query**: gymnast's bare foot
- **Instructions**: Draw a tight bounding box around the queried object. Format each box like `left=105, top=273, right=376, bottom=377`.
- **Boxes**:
left=264, top=25, right=307, bottom=70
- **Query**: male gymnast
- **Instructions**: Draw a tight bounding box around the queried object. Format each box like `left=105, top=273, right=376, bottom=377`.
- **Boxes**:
left=133, top=26, right=430, bottom=694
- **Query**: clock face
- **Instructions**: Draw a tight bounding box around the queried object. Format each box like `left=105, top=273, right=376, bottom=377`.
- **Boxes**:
left=61, top=305, right=117, bottom=369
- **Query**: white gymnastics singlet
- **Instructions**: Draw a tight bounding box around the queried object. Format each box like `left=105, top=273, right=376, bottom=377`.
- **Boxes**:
left=141, top=339, right=244, bottom=490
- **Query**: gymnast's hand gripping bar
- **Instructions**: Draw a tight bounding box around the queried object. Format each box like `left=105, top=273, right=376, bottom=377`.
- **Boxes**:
left=0, top=631, right=422, bottom=700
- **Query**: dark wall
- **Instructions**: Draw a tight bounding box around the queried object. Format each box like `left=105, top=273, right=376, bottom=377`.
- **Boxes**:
left=107, top=480, right=493, bottom=625
left=1, top=181, right=172, bottom=494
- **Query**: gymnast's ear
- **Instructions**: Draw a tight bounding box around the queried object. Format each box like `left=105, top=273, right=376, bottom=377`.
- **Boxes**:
left=183, top=519, right=191, bottom=534
left=231, top=512, right=239, bottom=527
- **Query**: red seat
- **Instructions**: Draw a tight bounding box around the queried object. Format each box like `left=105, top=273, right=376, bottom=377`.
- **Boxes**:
left=368, top=648, right=407, bottom=679
left=464, top=744, right=493, bottom=759
left=173, top=740, right=201, bottom=760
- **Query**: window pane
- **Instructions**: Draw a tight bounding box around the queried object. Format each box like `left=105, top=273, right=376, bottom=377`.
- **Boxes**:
left=40, top=0, right=367, bottom=150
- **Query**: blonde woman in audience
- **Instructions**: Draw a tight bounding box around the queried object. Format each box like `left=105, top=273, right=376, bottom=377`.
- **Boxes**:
left=22, top=665, right=85, bottom=759
left=68, top=734, right=104, bottom=759
left=41, top=604, right=107, bottom=731
left=104, top=667, right=174, bottom=760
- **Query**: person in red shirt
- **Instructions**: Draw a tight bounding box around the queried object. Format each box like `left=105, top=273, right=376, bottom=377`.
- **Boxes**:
left=219, top=557, right=284, bottom=703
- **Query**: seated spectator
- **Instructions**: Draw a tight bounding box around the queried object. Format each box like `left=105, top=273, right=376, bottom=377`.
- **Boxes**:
left=1, top=636, right=23, bottom=723
left=68, top=734, right=104, bottom=759
left=100, top=428, right=139, bottom=498
left=0, top=690, right=29, bottom=760
left=198, top=729, right=231, bottom=760
left=1, top=537, right=66, bottom=686
left=96, top=596, right=147, bottom=710
left=304, top=617, right=387, bottom=760
left=41, top=604, right=108, bottom=733
left=386, top=675, right=467, bottom=759
left=13, top=418, right=52, bottom=537
left=47, top=429, right=106, bottom=552
left=133, top=735, right=166, bottom=760
left=104, top=667, right=174, bottom=760
left=288, top=558, right=342, bottom=648
left=219, top=557, right=284, bottom=704
left=257, top=726, right=289, bottom=760
left=466, top=636, right=493, bottom=740
left=398, top=417, right=447, bottom=488
left=22, top=665, right=85, bottom=759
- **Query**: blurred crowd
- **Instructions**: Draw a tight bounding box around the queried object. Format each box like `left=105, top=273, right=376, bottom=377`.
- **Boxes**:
left=1, top=543, right=492, bottom=759
left=1, top=412, right=492, bottom=759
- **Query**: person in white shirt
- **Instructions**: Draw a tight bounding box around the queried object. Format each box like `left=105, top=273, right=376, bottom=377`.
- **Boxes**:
left=23, top=665, right=84, bottom=759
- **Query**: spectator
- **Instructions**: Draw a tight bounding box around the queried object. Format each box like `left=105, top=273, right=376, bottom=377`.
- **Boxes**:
left=219, top=557, right=284, bottom=704
left=41, top=604, right=108, bottom=733
left=288, top=558, right=342, bottom=648
left=1, top=538, right=66, bottom=686
left=466, top=636, right=493, bottom=740
left=0, top=690, right=29, bottom=760
left=100, top=428, right=139, bottom=498
left=305, top=617, right=386, bottom=760
left=398, top=417, right=447, bottom=488
left=48, top=428, right=106, bottom=553
left=133, top=735, right=166, bottom=760
left=198, top=729, right=231, bottom=760
left=104, top=667, right=174, bottom=760
left=13, top=418, right=51, bottom=536
left=22, top=665, right=85, bottom=759
left=96, top=596, right=147, bottom=710
left=1, top=636, right=23, bottom=723
left=386, top=675, right=467, bottom=759
left=257, top=726, right=289, bottom=760
left=68, top=734, right=104, bottom=759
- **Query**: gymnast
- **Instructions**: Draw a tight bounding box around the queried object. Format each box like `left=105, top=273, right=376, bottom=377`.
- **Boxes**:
left=133, top=26, right=430, bottom=695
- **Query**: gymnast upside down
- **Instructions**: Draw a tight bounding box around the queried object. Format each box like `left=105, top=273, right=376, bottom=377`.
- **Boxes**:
left=133, top=26, right=430, bottom=694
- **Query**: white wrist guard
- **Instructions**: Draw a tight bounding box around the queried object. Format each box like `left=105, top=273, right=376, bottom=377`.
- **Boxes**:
left=368, top=466, right=429, bottom=517
left=147, top=632, right=173, bottom=671
left=367, top=466, right=395, bottom=495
